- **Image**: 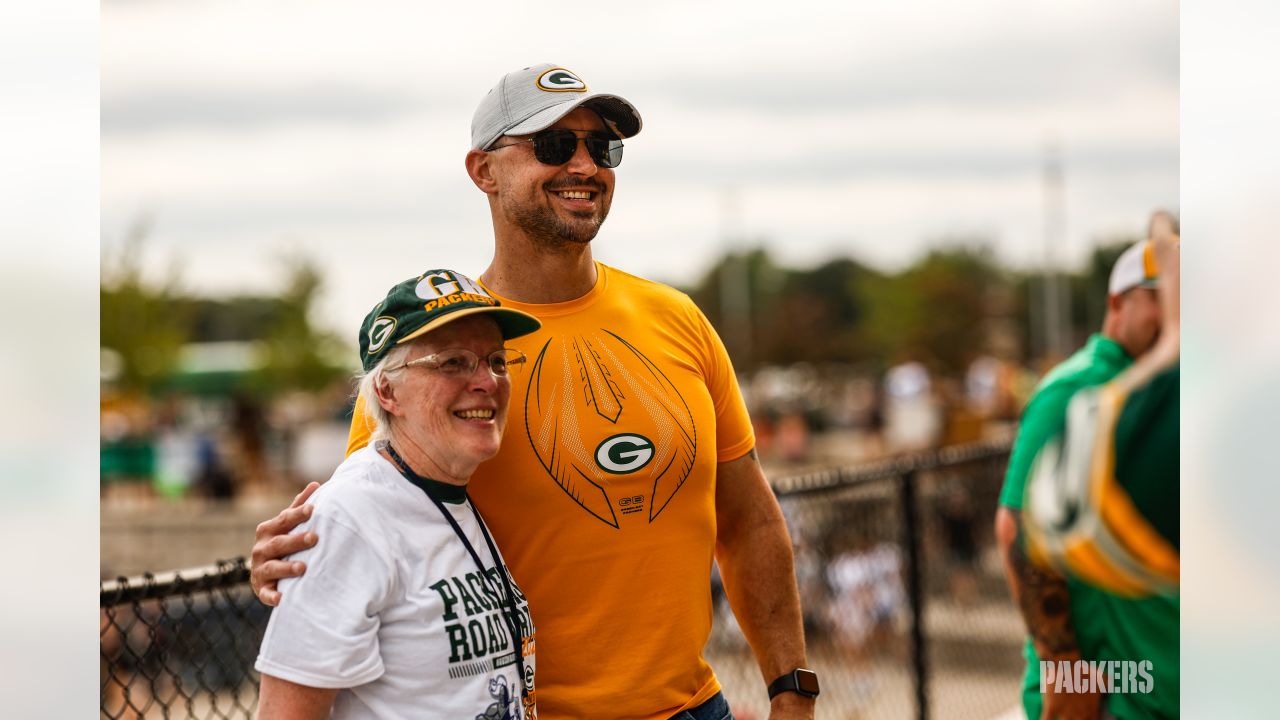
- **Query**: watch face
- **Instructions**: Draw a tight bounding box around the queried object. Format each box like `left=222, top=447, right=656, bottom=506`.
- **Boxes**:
left=797, top=669, right=820, bottom=695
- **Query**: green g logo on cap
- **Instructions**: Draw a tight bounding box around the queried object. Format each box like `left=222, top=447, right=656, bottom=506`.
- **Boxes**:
left=366, top=316, right=397, bottom=354
left=537, top=68, right=587, bottom=92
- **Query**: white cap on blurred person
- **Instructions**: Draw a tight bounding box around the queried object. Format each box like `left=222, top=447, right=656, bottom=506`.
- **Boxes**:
left=470, top=63, right=643, bottom=150
left=1108, top=240, right=1160, bottom=296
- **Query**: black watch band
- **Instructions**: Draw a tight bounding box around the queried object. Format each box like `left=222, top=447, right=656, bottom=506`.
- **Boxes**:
left=767, top=668, right=820, bottom=699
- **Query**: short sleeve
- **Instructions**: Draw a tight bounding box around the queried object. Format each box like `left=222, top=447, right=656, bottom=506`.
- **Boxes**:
left=689, top=303, right=756, bottom=462
left=255, top=509, right=393, bottom=688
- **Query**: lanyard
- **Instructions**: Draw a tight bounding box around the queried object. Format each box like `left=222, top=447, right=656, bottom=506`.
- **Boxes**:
left=380, top=441, right=528, bottom=701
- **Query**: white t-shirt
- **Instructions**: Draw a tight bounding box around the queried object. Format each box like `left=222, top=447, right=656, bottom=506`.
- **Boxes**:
left=255, top=446, right=537, bottom=719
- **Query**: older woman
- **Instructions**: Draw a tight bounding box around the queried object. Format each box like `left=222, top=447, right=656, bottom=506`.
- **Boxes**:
left=255, top=269, right=541, bottom=719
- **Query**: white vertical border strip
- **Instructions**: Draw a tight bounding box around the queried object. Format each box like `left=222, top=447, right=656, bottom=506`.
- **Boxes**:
left=0, top=0, right=100, bottom=714
left=1183, top=0, right=1280, bottom=715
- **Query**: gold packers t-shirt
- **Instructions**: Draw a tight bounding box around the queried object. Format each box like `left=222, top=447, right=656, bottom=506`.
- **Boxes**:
left=347, top=263, right=755, bottom=719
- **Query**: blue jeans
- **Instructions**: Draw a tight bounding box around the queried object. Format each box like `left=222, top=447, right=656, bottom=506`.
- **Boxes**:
left=668, top=691, right=734, bottom=720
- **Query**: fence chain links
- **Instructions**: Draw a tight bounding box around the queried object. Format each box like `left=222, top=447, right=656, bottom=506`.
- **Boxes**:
left=101, top=558, right=271, bottom=719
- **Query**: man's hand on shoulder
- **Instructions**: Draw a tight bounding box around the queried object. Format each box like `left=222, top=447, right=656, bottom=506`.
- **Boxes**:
left=250, top=481, right=320, bottom=606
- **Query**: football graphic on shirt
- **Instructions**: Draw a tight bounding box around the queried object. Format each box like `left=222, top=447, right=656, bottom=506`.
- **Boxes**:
left=523, top=330, right=697, bottom=528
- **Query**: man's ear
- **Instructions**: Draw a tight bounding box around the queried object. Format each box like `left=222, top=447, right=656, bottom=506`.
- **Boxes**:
left=465, top=149, right=499, bottom=194
left=1106, top=292, right=1123, bottom=314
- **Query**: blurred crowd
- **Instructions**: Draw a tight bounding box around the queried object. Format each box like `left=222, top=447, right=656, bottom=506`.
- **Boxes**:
left=100, top=381, right=356, bottom=504
left=745, top=354, right=1035, bottom=469
left=101, top=354, right=1036, bottom=505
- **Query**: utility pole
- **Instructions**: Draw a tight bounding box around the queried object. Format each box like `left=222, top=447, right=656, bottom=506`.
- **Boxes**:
left=719, top=187, right=753, bottom=368
left=1041, top=140, right=1071, bottom=360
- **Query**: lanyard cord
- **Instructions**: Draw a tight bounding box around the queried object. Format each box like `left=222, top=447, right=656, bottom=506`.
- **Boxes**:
left=380, top=442, right=528, bottom=700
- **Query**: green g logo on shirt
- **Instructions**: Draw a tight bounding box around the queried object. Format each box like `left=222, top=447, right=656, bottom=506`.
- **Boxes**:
left=595, top=434, right=654, bottom=474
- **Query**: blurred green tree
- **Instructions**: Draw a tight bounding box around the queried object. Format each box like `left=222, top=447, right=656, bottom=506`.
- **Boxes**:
left=860, top=244, right=1006, bottom=375
left=684, top=239, right=1157, bottom=375
left=757, top=257, right=879, bottom=366
left=688, top=249, right=880, bottom=369
left=248, top=253, right=351, bottom=395
left=102, top=227, right=351, bottom=397
left=687, top=247, right=780, bottom=368
left=100, top=221, right=193, bottom=394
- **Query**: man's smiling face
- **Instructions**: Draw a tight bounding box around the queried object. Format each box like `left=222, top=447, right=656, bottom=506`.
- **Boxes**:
left=487, top=107, right=615, bottom=249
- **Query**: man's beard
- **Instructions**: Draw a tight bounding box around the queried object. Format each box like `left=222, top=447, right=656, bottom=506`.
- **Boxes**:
left=504, top=186, right=610, bottom=251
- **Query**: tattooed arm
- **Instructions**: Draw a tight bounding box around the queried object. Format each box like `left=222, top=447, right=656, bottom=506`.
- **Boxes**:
left=995, top=507, right=1100, bottom=718
left=995, top=507, right=1078, bottom=657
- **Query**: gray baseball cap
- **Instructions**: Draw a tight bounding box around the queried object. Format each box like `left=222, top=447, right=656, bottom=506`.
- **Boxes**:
left=470, top=63, right=643, bottom=150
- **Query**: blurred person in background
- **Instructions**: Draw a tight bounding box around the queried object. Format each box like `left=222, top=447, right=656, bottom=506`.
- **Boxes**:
left=1021, top=232, right=1179, bottom=692
left=231, top=394, right=269, bottom=496
left=256, top=269, right=543, bottom=719
left=882, top=355, right=942, bottom=452
left=994, top=214, right=1178, bottom=719
left=1023, top=237, right=1178, bottom=595
left=825, top=528, right=905, bottom=659
left=966, top=351, right=1023, bottom=431
left=776, top=407, right=813, bottom=464
left=249, top=64, right=816, bottom=720
left=936, top=481, right=979, bottom=606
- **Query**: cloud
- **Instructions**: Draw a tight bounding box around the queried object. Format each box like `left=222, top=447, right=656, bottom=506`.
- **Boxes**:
left=633, top=28, right=1176, bottom=115
left=100, top=0, right=1179, bottom=338
left=102, top=83, right=434, bottom=134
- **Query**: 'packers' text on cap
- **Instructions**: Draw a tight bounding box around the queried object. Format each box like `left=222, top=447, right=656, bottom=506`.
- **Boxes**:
left=470, top=63, right=643, bottom=150
left=359, top=269, right=541, bottom=372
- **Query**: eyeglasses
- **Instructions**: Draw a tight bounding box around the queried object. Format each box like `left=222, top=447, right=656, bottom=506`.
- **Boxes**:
left=488, top=129, right=624, bottom=168
left=389, top=348, right=527, bottom=378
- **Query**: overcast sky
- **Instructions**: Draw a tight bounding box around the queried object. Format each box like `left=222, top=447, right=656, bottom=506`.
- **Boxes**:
left=101, top=0, right=1179, bottom=338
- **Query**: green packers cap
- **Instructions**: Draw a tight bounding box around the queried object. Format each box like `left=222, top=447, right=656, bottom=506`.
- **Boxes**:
left=470, top=63, right=643, bottom=150
left=359, top=269, right=541, bottom=372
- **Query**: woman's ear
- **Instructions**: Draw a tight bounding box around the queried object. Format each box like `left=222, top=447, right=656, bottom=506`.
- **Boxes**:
left=373, top=374, right=402, bottom=417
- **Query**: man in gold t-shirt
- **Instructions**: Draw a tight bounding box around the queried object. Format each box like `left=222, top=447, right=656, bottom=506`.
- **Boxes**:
left=250, top=64, right=817, bottom=720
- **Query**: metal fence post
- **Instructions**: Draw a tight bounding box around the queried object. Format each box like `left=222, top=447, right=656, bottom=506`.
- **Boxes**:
left=901, top=468, right=929, bottom=720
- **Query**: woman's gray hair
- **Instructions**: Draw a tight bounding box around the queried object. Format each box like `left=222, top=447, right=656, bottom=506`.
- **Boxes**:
left=355, top=342, right=415, bottom=444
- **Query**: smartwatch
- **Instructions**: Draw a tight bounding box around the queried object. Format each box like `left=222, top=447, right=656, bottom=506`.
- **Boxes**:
left=767, top=668, right=820, bottom=699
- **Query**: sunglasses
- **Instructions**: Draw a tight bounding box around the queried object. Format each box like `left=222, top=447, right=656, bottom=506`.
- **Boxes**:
left=488, top=129, right=624, bottom=168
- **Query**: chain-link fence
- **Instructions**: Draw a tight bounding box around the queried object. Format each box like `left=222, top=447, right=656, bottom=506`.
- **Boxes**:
left=100, top=560, right=271, bottom=719
left=709, top=440, right=1022, bottom=719
left=101, top=440, right=1022, bottom=719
